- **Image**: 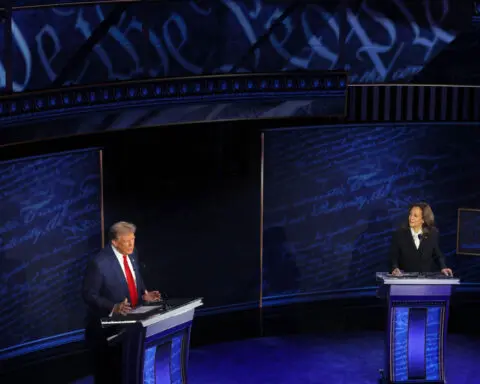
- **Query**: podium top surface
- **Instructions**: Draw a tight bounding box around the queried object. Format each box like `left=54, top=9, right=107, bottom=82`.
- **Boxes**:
left=376, top=272, right=460, bottom=285
left=101, top=298, right=203, bottom=327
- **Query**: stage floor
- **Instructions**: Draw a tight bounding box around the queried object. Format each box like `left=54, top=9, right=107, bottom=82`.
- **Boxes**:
left=188, top=331, right=479, bottom=384
left=72, top=331, right=479, bottom=384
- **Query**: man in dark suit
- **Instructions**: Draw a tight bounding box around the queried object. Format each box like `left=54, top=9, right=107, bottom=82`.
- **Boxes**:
left=390, top=203, right=453, bottom=276
left=82, top=221, right=161, bottom=383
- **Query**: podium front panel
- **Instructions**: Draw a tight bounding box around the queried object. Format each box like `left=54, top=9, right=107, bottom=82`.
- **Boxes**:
left=390, top=285, right=452, bottom=297
left=375, top=274, right=456, bottom=384
left=103, top=298, right=202, bottom=384
left=144, top=342, right=171, bottom=384
left=390, top=305, right=444, bottom=383
left=142, top=320, right=193, bottom=384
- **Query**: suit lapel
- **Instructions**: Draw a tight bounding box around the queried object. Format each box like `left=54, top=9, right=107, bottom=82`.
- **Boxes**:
left=418, top=233, right=428, bottom=255
left=405, top=228, right=418, bottom=252
left=108, top=246, right=130, bottom=298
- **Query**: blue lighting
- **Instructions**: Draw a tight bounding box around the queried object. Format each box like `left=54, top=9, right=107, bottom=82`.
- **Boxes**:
left=339, top=80, right=346, bottom=88
left=393, top=307, right=409, bottom=381
left=169, top=86, right=175, bottom=94
left=103, top=90, right=109, bottom=100
left=170, top=334, right=184, bottom=383
left=23, top=101, right=30, bottom=111
left=115, top=90, right=122, bottom=99
left=142, top=87, right=148, bottom=96
left=36, top=99, right=44, bottom=108
left=274, top=80, right=280, bottom=89
left=207, top=82, right=214, bottom=91
left=221, top=82, right=227, bottom=91
left=247, top=81, right=253, bottom=89
left=63, top=96, right=69, bottom=104
left=181, top=84, right=188, bottom=93
left=287, top=80, right=293, bottom=88
left=426, top=308, right=441, bottom=380
left=155, top=87, right=162, bottom=95
left=194, top=84, right=201, bottom=92
left=0, top=329, right=85, bottom=360
left=90, top=92, right=95, bottom=101
left=261, top=81, right=267, bottom=89
left=234, top=82, right=239, bottom=90
left=313, top=80, right=319, bottom=87
left=143, top=346, right=156, bottom=384
left=326, top=80, right=332, bottom=88
left=300, top=80, right=306, bottom=88
left=128, top=88, right=135, bottom=97
left=76, top=93, right=82, bottom=103
left=49, top=98, right=56, bottom=106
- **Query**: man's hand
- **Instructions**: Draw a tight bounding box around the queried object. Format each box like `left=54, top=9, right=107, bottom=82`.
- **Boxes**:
left=441, top=268, right=453, bottom=277
left=391, top=268, right=402, bottom=276
left=142, top=290, right=161, bottom=302
left=113, top=298, right=132, bottom=315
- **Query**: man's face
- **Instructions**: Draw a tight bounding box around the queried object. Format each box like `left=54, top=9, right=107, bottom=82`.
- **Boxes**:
left=409, top=207, right=424, bottom=230
left=112, top=232, right=135, bottom=255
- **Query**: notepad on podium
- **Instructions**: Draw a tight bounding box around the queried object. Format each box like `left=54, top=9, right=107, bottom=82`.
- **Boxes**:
left=377, top=271, right=460, bottom=285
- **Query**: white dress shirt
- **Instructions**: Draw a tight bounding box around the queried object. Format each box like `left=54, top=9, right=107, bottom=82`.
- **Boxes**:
left=410, top=228, right=423, bottom=249
left=112, top=245, right=137, bottom=284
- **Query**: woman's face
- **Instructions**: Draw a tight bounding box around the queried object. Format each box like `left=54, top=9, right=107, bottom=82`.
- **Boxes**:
left=409, top=206, right=424, bottom=229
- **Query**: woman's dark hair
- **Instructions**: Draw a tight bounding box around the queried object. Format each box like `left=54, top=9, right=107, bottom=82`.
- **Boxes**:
left=405, top=202, right=436, bottom=234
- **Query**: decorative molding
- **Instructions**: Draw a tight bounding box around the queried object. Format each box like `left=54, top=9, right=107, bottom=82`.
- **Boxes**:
left=347, top=84, right=480, bottom=122
left=0, top=72, right=347, bottom=122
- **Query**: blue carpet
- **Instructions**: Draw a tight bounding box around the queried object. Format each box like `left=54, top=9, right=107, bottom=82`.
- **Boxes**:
left=188, top=332, right=480, bottom=384
left=72, top=331, right=480, bottom=384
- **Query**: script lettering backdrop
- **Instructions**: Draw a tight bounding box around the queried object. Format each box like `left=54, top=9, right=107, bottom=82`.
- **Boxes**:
left=0, top=0, right=468, bottom=92
left=0, top=149, right=102, bottom=357
left=262, top=123, right=480, bottom=301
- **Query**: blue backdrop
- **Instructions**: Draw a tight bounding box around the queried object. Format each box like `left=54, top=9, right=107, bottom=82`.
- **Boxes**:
left=0, top=149, right=102, bottom=358
left=0, top=0, right=468, bottom=92
left=457, top=209, right=480, bottom=256
left=262, top=123, right=480, bottom=302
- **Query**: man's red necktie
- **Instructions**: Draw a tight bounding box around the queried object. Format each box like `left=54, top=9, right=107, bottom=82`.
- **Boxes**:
left=123, top=255, right=138, bottom=307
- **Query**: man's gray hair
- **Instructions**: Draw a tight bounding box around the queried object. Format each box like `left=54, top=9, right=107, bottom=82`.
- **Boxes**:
left=109, top=221, right=137, bottom=241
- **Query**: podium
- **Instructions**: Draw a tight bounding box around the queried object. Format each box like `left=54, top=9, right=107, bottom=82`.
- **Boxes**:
left=376, top=273, right=459, bottom=384
left=101, top=298, right=203, bottom=384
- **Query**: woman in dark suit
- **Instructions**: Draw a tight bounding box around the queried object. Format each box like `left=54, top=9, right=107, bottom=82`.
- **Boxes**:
left=390, top=202, right=453, bottom=276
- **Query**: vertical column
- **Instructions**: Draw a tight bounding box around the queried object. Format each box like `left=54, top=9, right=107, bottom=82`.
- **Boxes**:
left=406, top=86, right=414, bottom=121
left=391, top=305, right=445, bottom=383
left=372, top=86, right=379, bottom=121
left=417, top=87, right=425, bottom=121
left=384, top=86, right=391, bottom=121
left=395, top=86, right=402, bottom=121
left=1, top=0, right=12, bottom=93
left=407, top=308, right=427, bottom=379
left=451, top=87, right=459, bottom=121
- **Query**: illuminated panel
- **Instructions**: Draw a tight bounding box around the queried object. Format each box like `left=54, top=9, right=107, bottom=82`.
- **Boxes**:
left=262, top=123, right=480, bottom=305
left=0, top=148, right=102, bottom=358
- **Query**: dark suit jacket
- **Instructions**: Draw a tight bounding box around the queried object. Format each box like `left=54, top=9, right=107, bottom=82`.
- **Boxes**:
left=390, top=227, right=447, bottom=273
left=82, top=245, right=147, bottom=325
